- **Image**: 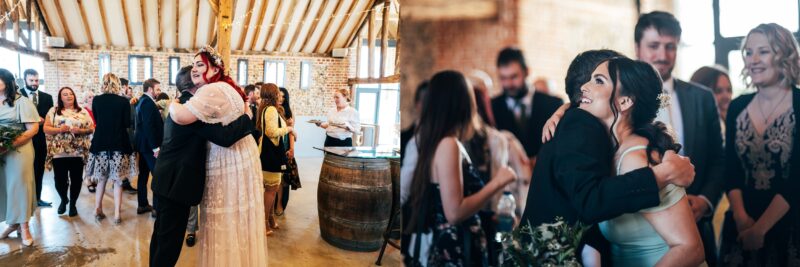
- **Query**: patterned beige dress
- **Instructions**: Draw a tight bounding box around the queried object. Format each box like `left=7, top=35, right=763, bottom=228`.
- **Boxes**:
left=182, top=81, right=268, bottom=266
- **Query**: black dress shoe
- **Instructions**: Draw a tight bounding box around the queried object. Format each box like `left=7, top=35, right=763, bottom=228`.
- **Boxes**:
left=137, top=206, right=153, bottom=214
left=121, top=181, right=137, bottom=194
left=58, top=201, right=67, bottom=214
left=68, top=207, right=78, bottom=217
left=38, top=200, right=52, bottom=207
left=186, top=234, right=196, bottom=247
left=87, top=185, right=96, bottom=193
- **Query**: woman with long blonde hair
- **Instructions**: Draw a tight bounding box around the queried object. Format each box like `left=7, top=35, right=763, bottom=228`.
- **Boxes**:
left=84, top=73, right=138, bottom=224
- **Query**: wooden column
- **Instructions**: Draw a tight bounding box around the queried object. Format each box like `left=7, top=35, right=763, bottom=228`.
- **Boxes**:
left=379, top=0, right=389, bottom=78
left=217, top=0, right=233, bottom=74
left=367, top=8, right=374, bottom=78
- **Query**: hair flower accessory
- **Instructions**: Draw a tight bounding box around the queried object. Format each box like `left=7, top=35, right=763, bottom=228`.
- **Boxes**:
left=657, top=93, right=671, bottom=108
left=198, top=45, right=224, bottom=67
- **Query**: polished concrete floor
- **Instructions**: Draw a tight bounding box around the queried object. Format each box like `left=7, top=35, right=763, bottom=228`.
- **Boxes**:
left=0, top=157, right=401, bottom=267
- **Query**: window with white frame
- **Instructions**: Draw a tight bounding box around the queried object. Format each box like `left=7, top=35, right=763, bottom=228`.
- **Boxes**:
left=355, top=83, right=400, bottom=146
left=169, top=57, right=180, bottom=85
left=263, top=61, right=286, bottom=87
left=128, top=55, right=153, bottom=85
left=238, top=59, right=248, bottom=85
left=300, top=61, right=312, bottom=90
left=99, top=54, right=111, bottom=80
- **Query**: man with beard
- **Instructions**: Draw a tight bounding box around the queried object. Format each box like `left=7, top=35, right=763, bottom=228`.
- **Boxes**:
left=19, top=69, right=53, bottom=207
left=490, top=47, right=564, bottom=169
left=634, top=12, right=724, bottom=265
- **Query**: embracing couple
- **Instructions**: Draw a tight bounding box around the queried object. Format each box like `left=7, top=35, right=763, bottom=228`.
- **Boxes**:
left=149, top=46, right=268, bottom=266
left=521, top=51, right=706, bottom=266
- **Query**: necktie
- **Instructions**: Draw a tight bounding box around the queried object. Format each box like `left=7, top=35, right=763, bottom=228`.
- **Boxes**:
left=32, top=92, right=38, bottom=106
left=517, top=101, right=527, bottom=135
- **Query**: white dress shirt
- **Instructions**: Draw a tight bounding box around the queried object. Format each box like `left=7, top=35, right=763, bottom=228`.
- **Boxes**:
left=655, top=78, right=685, bottom=155
left=326, top=106, right=361, bottom=140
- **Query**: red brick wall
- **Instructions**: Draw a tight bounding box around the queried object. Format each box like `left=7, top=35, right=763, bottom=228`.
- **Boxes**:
left=43, top=48, right=353, bottom=117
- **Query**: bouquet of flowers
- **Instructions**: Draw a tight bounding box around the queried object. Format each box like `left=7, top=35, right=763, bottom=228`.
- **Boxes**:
left=498, top=217, right=591, bottom=267
left=0, top=126, right=25, bottom=164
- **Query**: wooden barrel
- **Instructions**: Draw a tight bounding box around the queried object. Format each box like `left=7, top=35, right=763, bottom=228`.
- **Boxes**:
left=318, top=153, right=392, bottom=251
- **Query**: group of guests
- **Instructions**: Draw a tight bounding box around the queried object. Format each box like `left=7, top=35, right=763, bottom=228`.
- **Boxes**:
left=402, top=11, right=799, bottom=267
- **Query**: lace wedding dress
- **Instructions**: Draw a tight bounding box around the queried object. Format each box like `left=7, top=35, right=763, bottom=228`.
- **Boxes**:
left=183, top=81, right=268, bottom=266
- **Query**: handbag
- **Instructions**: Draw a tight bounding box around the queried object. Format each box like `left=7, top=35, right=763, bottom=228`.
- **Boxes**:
left=258, top=109, right=288, bottom=172
left=283, top=157, right=302, bottom=190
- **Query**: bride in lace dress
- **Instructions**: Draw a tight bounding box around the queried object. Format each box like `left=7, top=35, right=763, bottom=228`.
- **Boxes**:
left=169, top=46, right=268, bottom=266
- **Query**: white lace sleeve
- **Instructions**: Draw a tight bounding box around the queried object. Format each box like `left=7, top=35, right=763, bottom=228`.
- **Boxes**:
left=184, top=83, right=243, bottom=125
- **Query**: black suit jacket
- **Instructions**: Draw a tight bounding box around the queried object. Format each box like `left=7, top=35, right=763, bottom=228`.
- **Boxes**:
left=19, top=89, right=53, bottom=148
left=521, top=108, right=661, bottom=226
left=135, top=95, right=164, bottom=151
left=491, top=91, right=563, bottom=157
left=151, top=91, right=254, bottom=206
left=674, top=80, right=725, bottom=207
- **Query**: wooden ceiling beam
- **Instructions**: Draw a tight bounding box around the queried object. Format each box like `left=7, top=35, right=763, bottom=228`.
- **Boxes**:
left=192, top=0, right=199, bottom=49
left=53, top=0, right=73, bottom=45
left=290, top=0, right=322, bottom=52
left=33, top=0, right=51, bottom=36
left=279, top=0, right=312, bottom=52
left=323, top=0, right=361, bottom=53
left=261, top=0, right=283, bottom=51
left=343, top=0, right=376, bottom=48
left=121, top=0, right=134, bottom=46
left=140, top=0, right=149, bottom=47
left=248, top=0, right=268, bottom=51
left=26, top=0, right=32, bottom=48
left=175, top=0, right=179, bottom=48
left=272, top=0, right=301, bottom=51
left=312, top=0, right=346, bottom=53
left=157, top=0, right=163, bottom=48
left=77, top=0, right=94, bottom=46
left=97, top=0, right=113, bottom=45
left=300, top=0, right=327, bottom=52
left=367, top=7, right=374, bottom=78
left=236, top=0, right=256, bottom=50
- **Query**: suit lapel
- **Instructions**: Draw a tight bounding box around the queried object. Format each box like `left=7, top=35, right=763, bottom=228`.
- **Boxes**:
left=674, top=80, right=695, bottom=155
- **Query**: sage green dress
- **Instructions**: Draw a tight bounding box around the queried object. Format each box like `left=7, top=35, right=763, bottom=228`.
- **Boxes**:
left=598, top=145, right=687, bottom=267
left=0, top=95, right=39, bottom=224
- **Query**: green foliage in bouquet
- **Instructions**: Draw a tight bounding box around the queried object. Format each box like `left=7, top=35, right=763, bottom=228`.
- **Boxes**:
left=498, top=217, right=591, bottom=267
left=0, top=126, right=25, bottom=164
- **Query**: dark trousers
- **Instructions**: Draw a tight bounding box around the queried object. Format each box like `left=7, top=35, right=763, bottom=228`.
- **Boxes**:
left=138, top=149, right=157, bottom=208
left=324, top=136, right=353, bottom=147
left=698, top=218, right=718, bottom=266
left=150, top=195, right=190, bottom=267
left=52, top=157, right=84, bottom=207
left=33, top=137, right=46, bottom=201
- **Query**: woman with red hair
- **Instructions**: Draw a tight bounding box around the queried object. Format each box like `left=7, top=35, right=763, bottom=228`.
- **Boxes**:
left=169, top=46, right=267, bottom=266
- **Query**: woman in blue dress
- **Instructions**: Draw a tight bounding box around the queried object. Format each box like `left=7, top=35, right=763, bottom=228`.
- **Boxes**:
left=579, top=58, right=705, bottom=266
left=0, top=68, right=41, bottom=246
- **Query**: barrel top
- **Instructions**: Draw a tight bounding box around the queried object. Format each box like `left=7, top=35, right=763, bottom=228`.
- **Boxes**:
left=316, top=146, right=400, bottom=159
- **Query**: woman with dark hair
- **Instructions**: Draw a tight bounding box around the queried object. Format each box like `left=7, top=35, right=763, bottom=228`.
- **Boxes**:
left=43, top=87, right=94, bottom=216
left=0, top=68, right=39, bottom=246
left=169, top=46, right=267, bottom=265
left=580, top=58, right=703, bottom=266
left=275, top=86, right=295, bottom=215
left=256, top=83, right=293, bottom=235
left=690, top=66, right=732, bottom=129
left=720, top=23, right=800, bottom=266
left=85, top=73, right=138, bottom=224
left=405, top=70, right=517, bottom=266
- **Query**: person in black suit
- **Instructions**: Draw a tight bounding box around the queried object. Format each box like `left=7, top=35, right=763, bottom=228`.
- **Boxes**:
left=244, top=84, right=261, bottom=140
left=634, top=12, right=725, bottom=265
left=490, top=48, right=563, bottom=172
left=19, top=69, right=54, bottom=207
left=149, top=66, right=253, bottom=267
left=135, top=78, right=163, bottom=216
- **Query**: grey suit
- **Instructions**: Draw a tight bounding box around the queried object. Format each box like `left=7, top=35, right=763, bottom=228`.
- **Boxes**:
left=674, top=79, right=725, bottom=265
